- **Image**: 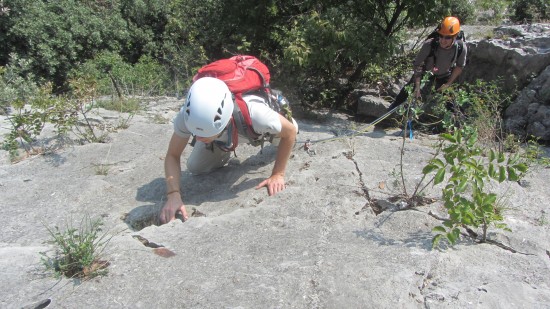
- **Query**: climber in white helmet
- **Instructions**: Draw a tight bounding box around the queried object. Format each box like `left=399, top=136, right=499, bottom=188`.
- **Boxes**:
left=160, top=76, right=298, bottom=224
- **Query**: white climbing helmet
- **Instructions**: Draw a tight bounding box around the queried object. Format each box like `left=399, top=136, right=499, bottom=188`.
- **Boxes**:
left=183, top=77, right=234, bottom=137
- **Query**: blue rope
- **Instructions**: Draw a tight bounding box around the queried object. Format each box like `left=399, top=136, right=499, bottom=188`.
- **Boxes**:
left=407, top=120, right=414, bottom=140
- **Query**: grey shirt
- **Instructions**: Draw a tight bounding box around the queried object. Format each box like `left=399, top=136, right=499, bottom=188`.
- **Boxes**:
left=413, top=39, right=467, bottom=77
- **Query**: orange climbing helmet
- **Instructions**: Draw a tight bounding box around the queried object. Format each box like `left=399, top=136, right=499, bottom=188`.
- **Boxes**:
left=437, top=16, right=460, bottom=36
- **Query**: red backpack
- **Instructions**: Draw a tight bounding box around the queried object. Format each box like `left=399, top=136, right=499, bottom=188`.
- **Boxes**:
left=193, top=55, right=271, bottom=142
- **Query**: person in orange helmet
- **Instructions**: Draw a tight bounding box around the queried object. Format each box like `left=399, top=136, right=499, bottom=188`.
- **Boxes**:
left=388, top=16, right=468, bottom=110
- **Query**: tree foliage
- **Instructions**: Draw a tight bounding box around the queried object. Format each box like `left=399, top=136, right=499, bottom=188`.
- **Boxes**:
left=0, top=0, right=515, bottom=107
left=1, top=0, right=130, bottom=91
left=510, top=0, right=549, bottom=22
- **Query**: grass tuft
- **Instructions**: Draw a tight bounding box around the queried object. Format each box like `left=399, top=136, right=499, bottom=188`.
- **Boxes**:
left=40, top=215, right=112, bottom=279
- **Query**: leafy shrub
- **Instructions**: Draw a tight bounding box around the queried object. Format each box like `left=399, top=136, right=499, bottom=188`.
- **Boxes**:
left=1, top=0, right=130, bottom=91
left=1, top=68, right=128, bottom=162
left=1, top=80, right=64, bottom=160
left=0, top=56, right=40, bottom=115
left=424, top=79, right=514, bottom=149
left=433, top=0, right=477, bottom=24
left=426, top=128, right=528, bottom=247
left=473, top=0, right=511, bottom=24
left=41, top=216, right=111, bottom=279
left=510, top=0, right=549, bottom=22
left=393, top=77, right=535, bottom=248
left=74, top=52, right=171, bottom=97
left=363, top=51, right=415, bottom=95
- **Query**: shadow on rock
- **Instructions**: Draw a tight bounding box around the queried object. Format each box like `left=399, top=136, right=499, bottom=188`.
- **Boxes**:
left=136, top=147, right=276, bottom=204
left=129, top=146, right=277, bottom=230
left=122, top=203, right=163, bottom=231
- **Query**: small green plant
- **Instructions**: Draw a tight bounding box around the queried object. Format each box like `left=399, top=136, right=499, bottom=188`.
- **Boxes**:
left=536, top=210, right=548, bottom=226
left=503, top=134, right=521, bottom=153
left=95, top=97, right=141, bottom=114
left=522, top=137, right=550, bottom=169
left=93, top=144, right=112, bottom=176
left=392, top=75, right=432, bottom=203
left=389, top=168, right=403, bottom=190
left=41, top=216, right=111, bottom=279
left=391, top=77, right=538, bottom=249
left=93, top=163, right=110, bottom=176
left=115, top=113, right=134, bottom=130
left=423, top=128, right=528, bottom=247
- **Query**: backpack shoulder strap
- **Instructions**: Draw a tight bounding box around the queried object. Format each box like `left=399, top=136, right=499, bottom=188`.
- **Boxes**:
left=456, top=39, right=464, bottom=58
left=232, top=94, right=261, bottom=142
left=451, top=40, right=464, bottom=68
left=427, top=38, right=439, bottom=63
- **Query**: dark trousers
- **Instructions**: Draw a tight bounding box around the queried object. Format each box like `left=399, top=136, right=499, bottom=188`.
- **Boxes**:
left=388, top=74, right=450, bottom=110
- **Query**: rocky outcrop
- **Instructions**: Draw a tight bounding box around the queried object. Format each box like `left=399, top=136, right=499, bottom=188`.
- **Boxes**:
left=463, top=23, right=550, bottom=91
left=505, top=65, right=550, bottom=140
left=470, top=24, right=550, bottom=141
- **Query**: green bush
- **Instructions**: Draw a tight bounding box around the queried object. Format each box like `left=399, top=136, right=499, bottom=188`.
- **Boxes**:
left=425, top=79, right=514, bottom=149
left=74, top=52, right=171, bottom=97
left=434, top=0, right=477, bottom=24
left=473, top=0, right=511, bottom=24
left=0, top=56, right=40, bottom=115
left=1, top=0, right=130, bottom=91
left=510, top=0, right=549, bottom=22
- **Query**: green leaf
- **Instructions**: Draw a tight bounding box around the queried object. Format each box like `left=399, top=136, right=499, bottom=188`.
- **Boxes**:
left=434, top=168, right=446, bottom=185
left=488, top=163, right=496, bottom=178
left=432, top=158, right=445, bottom=168
left=441, top=133, right=456, bottom=143
left=444, top=153, right=455, bottom=165
left=498, top=152, right=505, bottom=163
left=432, top=226, right=447, bottom=233
left=489, top=149, right=496, bottom=162
left=514, top=163, right=528, bottom=173
left=422, top=164, right=438, bottom=175
left=432, top=234, right=443, bottom=249
left=507, top=167, right=519, bottom=181
left=457, top=180, right=468, bottom=193
left=463, top=161, right=478, bottom=170
left=474, top=175, right=484, bottom=188
left=498, top=166, right=506, bottom=183
left=446, top=232, right=457, bottom=244
left=463, top=213, right=474, bottom=225
left=482, top=203, right=494, bottom=212
left=474, top=193, right=483, bottom=206
left=485, top=193, right=497, bottom=205
left=507, top=153, right=520, bottom=165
